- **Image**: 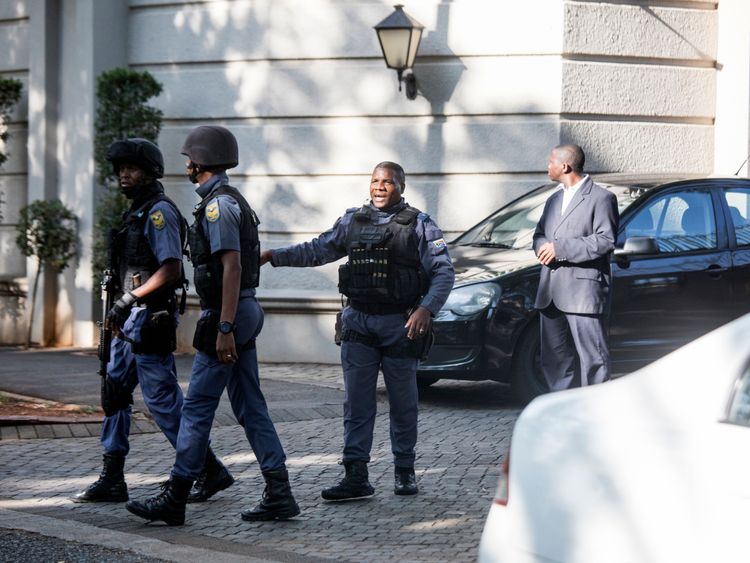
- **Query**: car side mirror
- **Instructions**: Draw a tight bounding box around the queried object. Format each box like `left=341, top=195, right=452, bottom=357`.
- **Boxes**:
left=614, top=236, right=659, bottom=258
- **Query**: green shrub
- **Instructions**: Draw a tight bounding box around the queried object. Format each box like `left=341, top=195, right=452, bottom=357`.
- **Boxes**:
left=0, top=76, right=22, bottom=170
left=93, top=68, right=163, bottom=281
left=16, top=199, right=77, bottom=347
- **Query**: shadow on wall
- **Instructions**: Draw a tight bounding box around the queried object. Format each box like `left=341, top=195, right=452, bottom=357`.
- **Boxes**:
left=0, top=281, right=25, bottom=344
left=640, top=6, right=713, bottom=61
left=152, top=1, right=554, bottom=262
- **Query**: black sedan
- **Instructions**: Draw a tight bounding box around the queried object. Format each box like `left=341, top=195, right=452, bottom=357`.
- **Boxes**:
left=418, top=175, right=750, bottom=402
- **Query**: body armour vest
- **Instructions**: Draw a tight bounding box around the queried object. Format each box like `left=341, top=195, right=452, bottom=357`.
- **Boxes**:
left=338, top=205, right=428, bottom=309
left=189, top=185, right=260, bottom=309
left=111, top=185, right=187, bottom=311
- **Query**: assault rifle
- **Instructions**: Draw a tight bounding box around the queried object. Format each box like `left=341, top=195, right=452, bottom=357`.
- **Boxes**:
left=97, top=270, right=117, bottom=416
left=97, top=268, right=115, bottom=382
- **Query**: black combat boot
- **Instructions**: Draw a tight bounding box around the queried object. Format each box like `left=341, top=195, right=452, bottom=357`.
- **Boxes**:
left=71, top=454, right=128, bottom=503
left=187, top=448, right=235, bottom=503
left=240, top=467, right=300, bottom=521
left=321, top=460, right=375, bottom=501
left=125, top=475, right=193, bottom=526
left=394, top=466, right=418, bottom=496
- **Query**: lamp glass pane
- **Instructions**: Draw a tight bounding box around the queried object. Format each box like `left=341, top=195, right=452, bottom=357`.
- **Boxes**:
left=406, top=28, right=422, bottom=68
left=378, top=28, right=411, bottom=69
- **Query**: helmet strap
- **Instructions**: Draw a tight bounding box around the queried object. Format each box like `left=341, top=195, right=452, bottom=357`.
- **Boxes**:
left=188, top=163, right=202, bottom=184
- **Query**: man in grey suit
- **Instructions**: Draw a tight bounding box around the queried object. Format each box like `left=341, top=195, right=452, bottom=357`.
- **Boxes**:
left=533, top=144, right=619, bottom=391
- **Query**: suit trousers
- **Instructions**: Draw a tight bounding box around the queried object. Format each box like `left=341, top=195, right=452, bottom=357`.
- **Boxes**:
left=539, top=303, right=610, bottom=391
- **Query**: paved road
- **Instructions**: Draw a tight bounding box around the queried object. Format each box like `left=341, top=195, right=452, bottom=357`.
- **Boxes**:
left=0, top=348, right=520, bottom=562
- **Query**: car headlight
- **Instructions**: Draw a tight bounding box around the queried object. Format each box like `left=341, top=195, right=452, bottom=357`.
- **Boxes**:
left=439, top=283, right=501, bottom=317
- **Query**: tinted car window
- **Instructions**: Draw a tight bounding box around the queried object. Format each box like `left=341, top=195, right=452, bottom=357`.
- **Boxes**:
left=618, top=190, right=717, bottom=252
left=726, top=363, right=750, bottom=427
left=723, top=188, right=750, bottom=246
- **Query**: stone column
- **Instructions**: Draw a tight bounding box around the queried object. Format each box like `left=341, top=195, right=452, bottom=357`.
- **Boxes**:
left=54, top=0, right=127, bottom=346
left=715, top=1, right=750, bottom=176
left=27, top=0, right=60, bottom=345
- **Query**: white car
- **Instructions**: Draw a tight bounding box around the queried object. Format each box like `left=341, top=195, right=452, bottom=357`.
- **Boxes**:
left=478, top=313, right=750, bottom=563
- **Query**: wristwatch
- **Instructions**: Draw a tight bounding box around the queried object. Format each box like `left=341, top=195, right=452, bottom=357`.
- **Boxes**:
left=217, top=321, right=235, bottom=335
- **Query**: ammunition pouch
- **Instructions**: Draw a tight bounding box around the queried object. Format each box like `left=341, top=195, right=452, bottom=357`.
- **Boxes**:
left=192, top=309, right=255, bottom=357
left=334, top=310, right=343, bottom=346
left=193, top=310, right=220, bottom=357
left=100, top=375, right=134, bottom=417
left=132, top=309, right=177, bottom=356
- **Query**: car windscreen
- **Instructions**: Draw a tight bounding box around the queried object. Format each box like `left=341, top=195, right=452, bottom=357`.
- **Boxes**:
left=453, top=185, right=558, bottom=250
left=453, top=183, right=641, bottom=250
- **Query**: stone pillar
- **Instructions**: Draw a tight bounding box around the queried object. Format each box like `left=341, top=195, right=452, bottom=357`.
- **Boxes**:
left=27, top=0, right=61, bottom=345
left=715, top=1, right=750, bottom=176
left=55, top=0, right=127, bottom=346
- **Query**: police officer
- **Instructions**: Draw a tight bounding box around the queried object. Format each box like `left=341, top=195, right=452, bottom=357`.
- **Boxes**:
left=262, top=161, right=454, bottom=500
left=73, top=138, right=233, bottom=505
left=125, top=126, right=299, bottom=526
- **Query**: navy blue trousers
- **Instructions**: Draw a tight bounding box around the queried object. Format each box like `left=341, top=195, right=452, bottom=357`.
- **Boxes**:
left=340, top=307, right=419, bottom=469
left=172, top=298, right=286, bottom=481
left=101, top=308, right=183, bottom=456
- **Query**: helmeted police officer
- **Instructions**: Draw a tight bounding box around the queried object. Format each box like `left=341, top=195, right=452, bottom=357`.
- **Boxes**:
left=262, top=161, right=454, bottom=500
left=125, top=126, right=299, bottom=526
left=73, top=138, right=233, bottom=505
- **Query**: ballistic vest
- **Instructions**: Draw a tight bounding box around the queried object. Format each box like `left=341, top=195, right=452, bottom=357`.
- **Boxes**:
left=111, top=183, right=186, bottom=311
left=338, top=205, right=428, bottom=312
left=189, top=184, right=260, bottom=309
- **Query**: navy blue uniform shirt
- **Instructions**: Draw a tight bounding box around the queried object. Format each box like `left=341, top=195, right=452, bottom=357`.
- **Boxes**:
left=271, top=200, right=455, bottom=315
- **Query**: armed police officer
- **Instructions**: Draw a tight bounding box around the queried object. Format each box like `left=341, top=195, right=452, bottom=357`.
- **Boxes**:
left=126, top=126, right=299, bottom=526
left=73, top=138, right=233, bottom=505
left=262, top=161, right=454, bottom=500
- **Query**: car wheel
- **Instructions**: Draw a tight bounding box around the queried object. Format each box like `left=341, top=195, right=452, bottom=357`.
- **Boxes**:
left=416, top=376, right=439, bottom=389
left=510, top=320, right=548, bottom=404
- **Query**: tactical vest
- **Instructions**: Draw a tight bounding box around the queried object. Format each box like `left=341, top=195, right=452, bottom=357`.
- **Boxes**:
left=189, top=184, right=260, bottom=309
left=338, top=205, right=428, bottom=312
left=111, top=185, right=187, bottom=312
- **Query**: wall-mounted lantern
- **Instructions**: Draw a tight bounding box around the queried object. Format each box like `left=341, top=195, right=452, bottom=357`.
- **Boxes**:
left=373, top=4, right=424, bottom=100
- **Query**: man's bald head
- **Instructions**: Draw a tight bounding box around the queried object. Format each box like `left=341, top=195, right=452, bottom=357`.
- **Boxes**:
left=552, top=144, right=585, bottom=174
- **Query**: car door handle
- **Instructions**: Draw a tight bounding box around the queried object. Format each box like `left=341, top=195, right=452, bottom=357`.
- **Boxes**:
left=706, top=264, right=727, bottom=278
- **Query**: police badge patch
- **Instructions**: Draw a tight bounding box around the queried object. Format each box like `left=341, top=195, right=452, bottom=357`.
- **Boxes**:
left=150, top=210, right=165, bottom=230
left=431, top=238, right=447, bottom=250
left=206, top=202, right=220, bottom=223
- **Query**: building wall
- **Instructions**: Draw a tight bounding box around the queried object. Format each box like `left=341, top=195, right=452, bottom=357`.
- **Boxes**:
left=0, top=0, right=744, bottom=361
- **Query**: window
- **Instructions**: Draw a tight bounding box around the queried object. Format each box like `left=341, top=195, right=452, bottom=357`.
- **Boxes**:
left=723, top=188, right=750, bottom=246
left=618, top=190, right=717, bottom=253
left=726, top=363, right=750, bottom=427
left=454, top=186, right=555, bottom=250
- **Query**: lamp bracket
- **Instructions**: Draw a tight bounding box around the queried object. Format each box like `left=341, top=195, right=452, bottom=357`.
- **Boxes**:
left=397, top=69, right=418, bottom=100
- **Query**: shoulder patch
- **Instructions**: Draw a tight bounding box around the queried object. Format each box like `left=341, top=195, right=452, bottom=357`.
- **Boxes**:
left=431, top=238, right=447, bottom=250
left=150, top=210, right=166, bottom=230
left=206, top=201, right=220, bottom=223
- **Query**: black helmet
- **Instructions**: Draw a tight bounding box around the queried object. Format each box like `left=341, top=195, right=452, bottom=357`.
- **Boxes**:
left=107, top=138, right=164, bottom=179
left=180, top=125, right=239, bottom=170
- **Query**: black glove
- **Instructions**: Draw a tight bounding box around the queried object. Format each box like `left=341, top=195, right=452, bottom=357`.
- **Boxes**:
left=107, top=291, right=137, bottom=329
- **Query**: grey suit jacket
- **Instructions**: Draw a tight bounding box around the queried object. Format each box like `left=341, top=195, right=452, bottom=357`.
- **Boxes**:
left=533, top=177, right=619, bottom=314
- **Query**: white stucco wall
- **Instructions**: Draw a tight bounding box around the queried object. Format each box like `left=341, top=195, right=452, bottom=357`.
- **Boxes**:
left=1, top=0, right=746, bottom=360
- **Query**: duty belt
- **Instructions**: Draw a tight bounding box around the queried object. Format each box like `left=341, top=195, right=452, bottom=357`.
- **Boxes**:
left=349, top=300, right=410, bottom=315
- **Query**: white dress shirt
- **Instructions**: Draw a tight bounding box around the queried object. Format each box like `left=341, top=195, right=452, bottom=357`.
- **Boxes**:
left=560, top=175, right=588, bottom=215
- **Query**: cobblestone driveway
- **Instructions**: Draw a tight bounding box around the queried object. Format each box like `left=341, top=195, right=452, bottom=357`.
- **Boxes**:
left=0, top=364, right=519, bottom=562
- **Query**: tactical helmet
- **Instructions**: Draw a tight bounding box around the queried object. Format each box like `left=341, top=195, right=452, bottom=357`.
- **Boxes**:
left=107, top=138, right=164, bottom=179
left=180, top=125, right=239, bottom=170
